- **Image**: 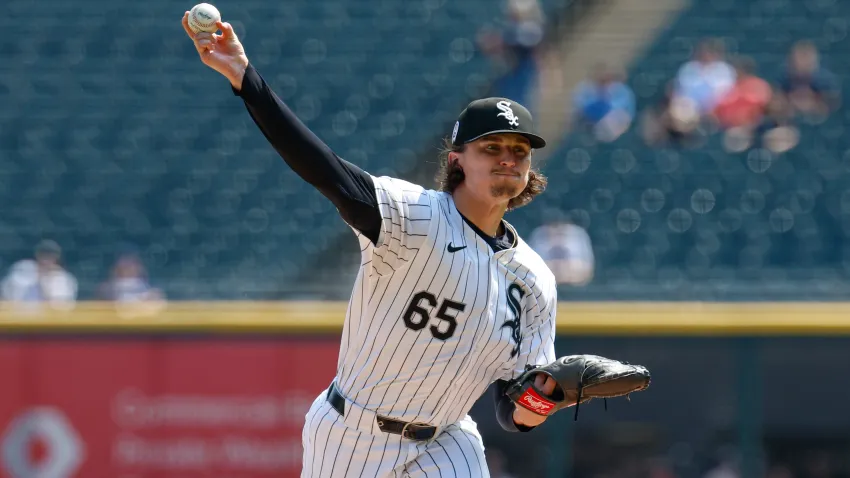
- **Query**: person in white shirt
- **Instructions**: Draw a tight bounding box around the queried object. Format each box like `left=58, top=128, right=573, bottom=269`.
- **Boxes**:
left=97, top=250, right=166, bottom=318
left=1, top=240, right=78, bottom=312
left=528, top=219, right=594, bottom=286
left=674, top=39, right=736, bottom=116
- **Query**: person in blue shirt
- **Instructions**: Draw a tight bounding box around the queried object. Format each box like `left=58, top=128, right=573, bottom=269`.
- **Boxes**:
left=572, top=63, right=636, bottom=142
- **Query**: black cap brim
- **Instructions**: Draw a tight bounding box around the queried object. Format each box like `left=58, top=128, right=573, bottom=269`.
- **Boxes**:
left=464, top=130, right=547, bottom=149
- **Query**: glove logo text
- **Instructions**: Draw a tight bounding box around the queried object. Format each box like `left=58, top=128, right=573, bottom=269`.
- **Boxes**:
left=519, top=390, right=554, bottom=414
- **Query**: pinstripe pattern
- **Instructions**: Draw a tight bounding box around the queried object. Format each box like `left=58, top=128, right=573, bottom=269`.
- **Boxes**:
left=302, top=393, right=491, bottom=478
left=403, top=418, right=490, bottom=478
left=303, top=175, right=557, bottom=477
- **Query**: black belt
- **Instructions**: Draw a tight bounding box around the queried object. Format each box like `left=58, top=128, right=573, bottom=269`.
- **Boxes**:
left=326, top=383, right=438, bottom=441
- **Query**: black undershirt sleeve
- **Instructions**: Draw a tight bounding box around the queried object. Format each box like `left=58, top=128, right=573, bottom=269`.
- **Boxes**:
left=493, top=379, right=536, bottom=433
left=232, top=63, right=383, bottom=245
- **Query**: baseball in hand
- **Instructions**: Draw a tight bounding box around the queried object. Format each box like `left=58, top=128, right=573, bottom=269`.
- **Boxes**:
left=188, top=3, right=221, bottom=33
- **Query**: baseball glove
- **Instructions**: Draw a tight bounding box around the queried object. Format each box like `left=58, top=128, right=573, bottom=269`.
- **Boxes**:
left=505, top=354, right=651, bottom=420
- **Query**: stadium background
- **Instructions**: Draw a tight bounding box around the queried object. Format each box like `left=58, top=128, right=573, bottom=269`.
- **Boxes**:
left=1, top=0, right=849, bottom=476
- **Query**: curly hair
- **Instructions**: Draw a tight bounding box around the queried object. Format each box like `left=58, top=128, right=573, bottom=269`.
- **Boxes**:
left=434, top=137, right=547, bottom=211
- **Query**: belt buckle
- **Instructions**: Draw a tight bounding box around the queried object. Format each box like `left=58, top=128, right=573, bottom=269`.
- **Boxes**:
left=401, top=421, right=434, bottom=441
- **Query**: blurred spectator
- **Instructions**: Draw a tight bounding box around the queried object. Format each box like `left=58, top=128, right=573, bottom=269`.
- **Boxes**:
left=1, top=240, right=77, bottom=312
left=573, top=63, right=636, bottom=142
left=644, top=38, right=736, bottom=147
left=97, top=249, right=166, bottom=318
left=641, top=78, right=713, bottom=148
left=779, top=40, right=839, bottom=120
left=528, top=218, right=594, bottom=286
left=713, top=57, right=772, bottom=130
left=674, top=39, right=736, bottom=116
left=752, top=92, right=800, bottom=154
left=643, top=40, right=745, bottom=149
left=477, top=0, right=546, bottom=109
left=712, top=57, right=772, bottom=152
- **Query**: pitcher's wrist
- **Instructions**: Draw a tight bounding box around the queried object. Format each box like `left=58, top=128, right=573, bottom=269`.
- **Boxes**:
left=228, top=57, right=249, bottom=90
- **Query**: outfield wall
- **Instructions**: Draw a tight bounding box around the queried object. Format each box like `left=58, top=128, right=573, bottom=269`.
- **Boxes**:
left=1, top=302, right=848, bottom=477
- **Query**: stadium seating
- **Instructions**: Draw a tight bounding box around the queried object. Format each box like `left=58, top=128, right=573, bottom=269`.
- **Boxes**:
left=0, top=0, right=563, bottom=299
left=8, top=0, right=843, bottom=300
left=528, top=0, right=850, bottom=300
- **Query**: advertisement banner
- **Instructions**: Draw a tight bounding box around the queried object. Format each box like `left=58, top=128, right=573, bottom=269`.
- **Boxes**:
left=0, top=337, right=340, bottom=478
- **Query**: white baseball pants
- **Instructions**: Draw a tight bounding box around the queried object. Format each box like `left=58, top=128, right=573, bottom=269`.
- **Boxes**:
left=301, top=390, right=490, bottom=478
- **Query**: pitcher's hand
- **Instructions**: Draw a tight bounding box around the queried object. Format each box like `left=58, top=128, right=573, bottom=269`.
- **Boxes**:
left=181, top=12, right=249, bottom=90
left=512, top=373, right=558, bottom=427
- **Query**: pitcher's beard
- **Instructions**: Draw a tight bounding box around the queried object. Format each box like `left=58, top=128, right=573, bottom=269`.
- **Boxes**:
left=490, top=183, right=521, bottom=200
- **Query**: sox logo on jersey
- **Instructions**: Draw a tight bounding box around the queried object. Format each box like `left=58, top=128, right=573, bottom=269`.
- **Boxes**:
left=501, top=284, right=524, bottom=358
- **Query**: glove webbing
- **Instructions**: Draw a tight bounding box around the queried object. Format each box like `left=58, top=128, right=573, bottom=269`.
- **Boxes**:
left=572, top=365, right=614, bottom=421
left=572, top=385, right=609, bottom=421
left=573, top=363, right=586, bottom=421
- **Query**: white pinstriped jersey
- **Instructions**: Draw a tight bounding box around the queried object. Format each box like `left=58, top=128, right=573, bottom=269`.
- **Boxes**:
left=336, top=175, right=558, bottom=427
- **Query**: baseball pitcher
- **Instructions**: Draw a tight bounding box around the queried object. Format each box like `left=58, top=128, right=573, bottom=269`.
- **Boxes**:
left=182, top=11, right=649, bottom=478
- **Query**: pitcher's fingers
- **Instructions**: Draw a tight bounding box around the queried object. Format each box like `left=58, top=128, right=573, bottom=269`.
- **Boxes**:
left=533, top=373, right=546, bottom=389
left=194, top=32, right=216, bottom=53
left=192, top=37, right=207, bottom=55
left=534, top=374, right=557, bottom=395
left=542, top=376, right=557, bottom=395
left=181, top=12, right=196, bottom=39
left=217, top=21, right=237, bottom=40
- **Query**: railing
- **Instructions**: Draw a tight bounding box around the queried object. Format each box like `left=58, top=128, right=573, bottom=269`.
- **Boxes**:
left=2, top=301, right=850, bottom=335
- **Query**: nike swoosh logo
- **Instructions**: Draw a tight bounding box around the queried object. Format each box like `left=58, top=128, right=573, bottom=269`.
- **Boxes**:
left=447, top=243, right=467, bottom=253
